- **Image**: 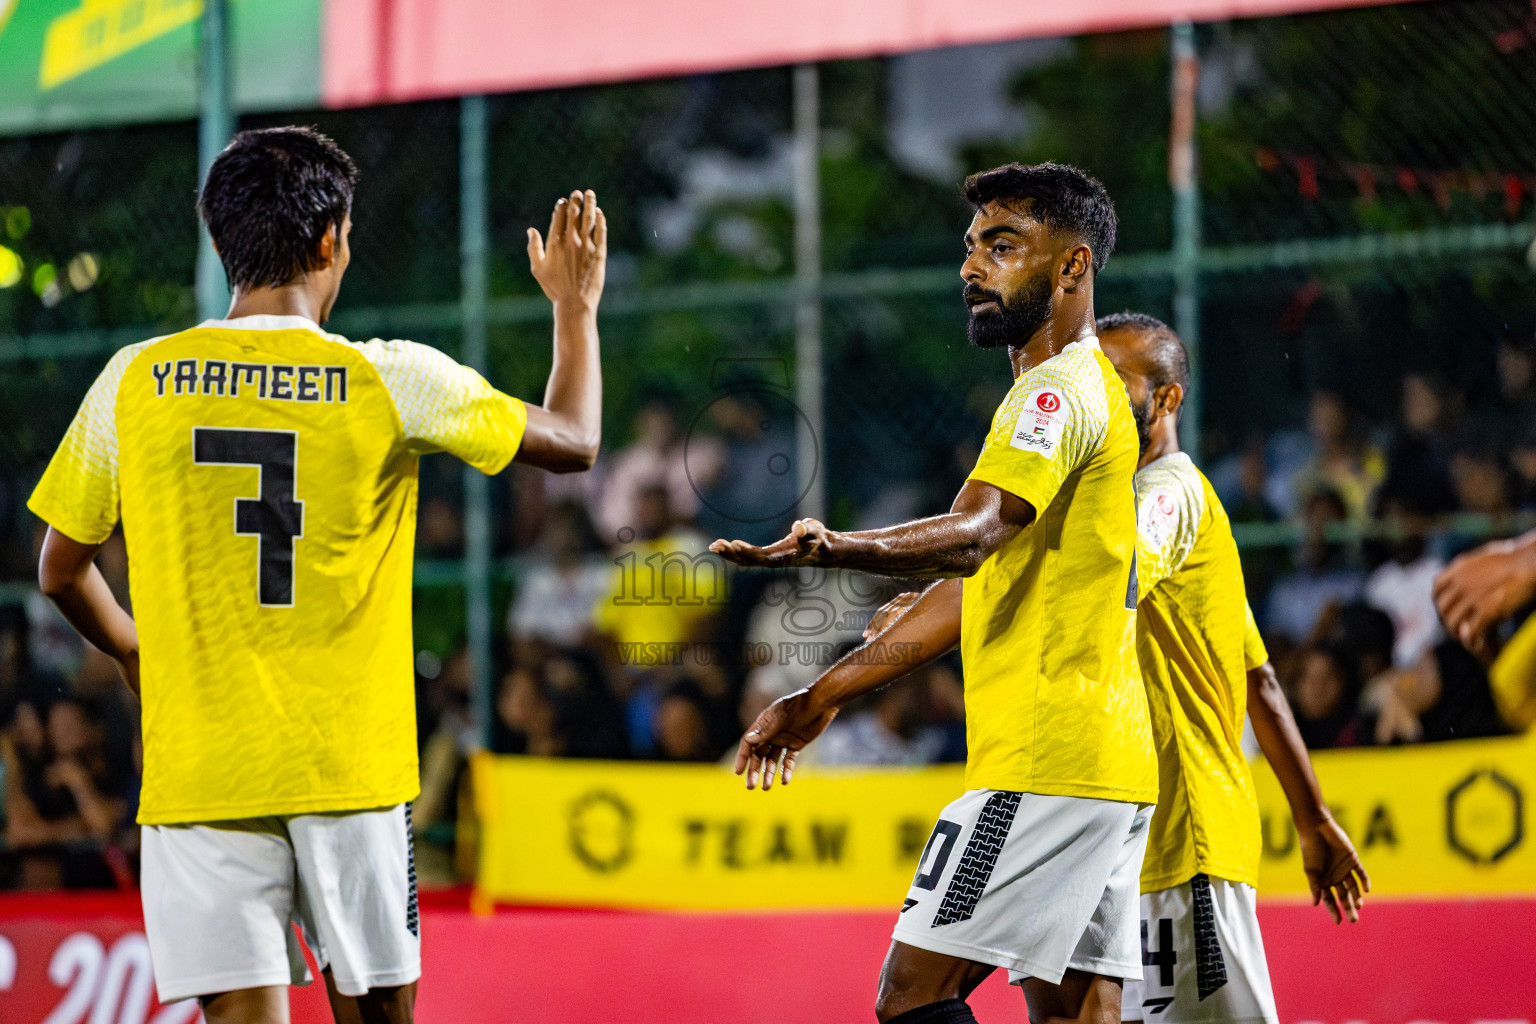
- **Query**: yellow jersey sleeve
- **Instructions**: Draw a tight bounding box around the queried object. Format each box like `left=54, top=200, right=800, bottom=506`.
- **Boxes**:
left=1243, top=600, right=1269, bottom=671
left=358, top=339, right=527, bottom=474
left=1490, top=611, right=1536, bottom=730
left=1134, top=454, right=1205, bottom=602
left=967, top=344, right=1109, bottom=516
left=28, top=340, right=158, bottom=544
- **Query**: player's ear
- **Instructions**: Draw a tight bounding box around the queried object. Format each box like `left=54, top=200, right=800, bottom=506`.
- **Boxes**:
left=1059, top=243, right=1092, bottom=290
left=1156, top=381, right=1185, bottom=420
left=316, top=221, right=338, bottom=268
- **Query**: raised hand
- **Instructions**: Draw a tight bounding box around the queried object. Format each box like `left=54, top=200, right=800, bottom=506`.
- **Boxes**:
left=734, top=688, right=839, bottom=791
left=711, top=518, right=833, bottom=569
left=527, top=189, right=607, bottom=310
left=1300, top=817, right=1370, bottom=924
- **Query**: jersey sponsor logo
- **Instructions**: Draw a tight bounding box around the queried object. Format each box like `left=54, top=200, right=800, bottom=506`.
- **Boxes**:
left=1008, top=387, right=1071, bottom=457
left=1138, top=487, right=1179, bottom=551
left=151, top=358, right=348, bottom=403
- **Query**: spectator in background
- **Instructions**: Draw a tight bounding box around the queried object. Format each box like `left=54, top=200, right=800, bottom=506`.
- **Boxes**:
left=597, top=397, right=722, bottom=542
left=0, top=605, right=66, bottom=723
left=813, top=664, right=963, bottom=768
left=1450, top=435, right=1514, bottom=518
left=493, top=651, right=627, bottom=759
left=506, top=501, right=610, bottom=649
left=1509, top=421, right=1536, bottom=510
left=592, top=482, right=727, bottom=753
left=1364, top=491, right=1445, bottom=667
left=1367, top=641, right=1508, bottom=745
left=1484, top=335, right=1536, bottom=448
left=3, top=696, right=134, bottom=889
left=1285, top=644, right=1366, bottom=749
left=1215, top=436, right=1286, bottom=604
left=1265, top=488, right=1366, bottom=646
left=1379, top=372, right=1459, bottom=516
left=1285, top=390, right=1385, bottom=522
left=653, top=681, right=729, bottom=762
left=694, top=390, right=798, bottom=547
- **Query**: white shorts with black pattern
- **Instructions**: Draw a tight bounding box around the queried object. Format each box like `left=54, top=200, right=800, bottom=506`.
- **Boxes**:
left=891, top=788, right=1152, bottom=986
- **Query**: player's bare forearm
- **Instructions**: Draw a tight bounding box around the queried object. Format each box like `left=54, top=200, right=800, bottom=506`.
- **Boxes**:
left=737, top=579, right=962, bottom=790
left=712, top=481, right=1035, bottom=577
left=519, top=303, right=601, bottom=471
left=517, top=190, right=606, bottom=472
left=816, top=578, right=963, bottom=706
left=1247, top=661, right=1328, bottom=828
left=38, top=527, right=140, bottom=697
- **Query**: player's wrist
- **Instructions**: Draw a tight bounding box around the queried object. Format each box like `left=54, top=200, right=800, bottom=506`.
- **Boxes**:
left=551, top=295, right=599, bottom=319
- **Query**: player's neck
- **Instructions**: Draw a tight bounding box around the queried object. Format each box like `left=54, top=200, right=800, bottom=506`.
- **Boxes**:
left=223, top=283, right=329, bottom=325
left=1138, top=427, right=1181, bottom=470
left=1006, top=304, right=1097, bottom=377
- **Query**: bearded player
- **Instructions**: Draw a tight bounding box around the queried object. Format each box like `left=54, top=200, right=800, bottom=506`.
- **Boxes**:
left=30, top=127, right=606, bottom=1024
left=714, top=163, right=1154, bottom=1024
left=770, top=313, right=1369, bottom=1024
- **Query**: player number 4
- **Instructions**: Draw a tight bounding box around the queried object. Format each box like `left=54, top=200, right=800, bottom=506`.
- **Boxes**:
left=193, top=427, right=304, bottom=607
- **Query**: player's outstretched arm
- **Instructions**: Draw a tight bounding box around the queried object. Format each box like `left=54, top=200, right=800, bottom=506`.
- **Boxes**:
left=737, top=577, right=963, bottom=790
left=1433, top=528, right=1536, bottom=658
left=516, top=190, right=607, bottom=473
left=37, top=527, right=140, bottom=698
left=1247, top=661, right=1369, bottom=924
left=712, top=480, right=1034, bottom=578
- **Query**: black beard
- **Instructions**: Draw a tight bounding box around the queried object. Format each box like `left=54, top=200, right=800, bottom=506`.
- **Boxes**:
left=965, top=273, right=1054, bottom=349
left=1131, top=392, right=1154, bottom=456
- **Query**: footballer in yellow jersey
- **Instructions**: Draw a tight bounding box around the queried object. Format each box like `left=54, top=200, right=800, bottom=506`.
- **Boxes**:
left=31, top=128, right=606, bottom=1020
left=714, top=164, right=1153, bottom=1024
left=774, top=308, right=1372, bottom=1024
left=1100, top=313, right=1368, bottom=1024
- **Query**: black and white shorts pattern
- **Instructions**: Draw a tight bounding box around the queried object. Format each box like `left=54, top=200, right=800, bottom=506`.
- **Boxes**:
left=892, top=790, right=1152, bottom=985
left=141, top=804, right=421, bottom=1004
left=1122, top=875, right=1278, bottom=1023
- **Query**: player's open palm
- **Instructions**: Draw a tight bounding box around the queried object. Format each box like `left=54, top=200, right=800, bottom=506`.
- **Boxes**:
left=1300, top=817, right=1370, bottom=924
left=527, top=189, right=607, bottom=308
left=735, top=689, right=838, bottom=791
left=712, top=518, right=832, bottom=568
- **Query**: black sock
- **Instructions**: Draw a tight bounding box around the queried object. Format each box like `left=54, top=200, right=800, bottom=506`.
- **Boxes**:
left=880, top=998, right=979, bottom=1024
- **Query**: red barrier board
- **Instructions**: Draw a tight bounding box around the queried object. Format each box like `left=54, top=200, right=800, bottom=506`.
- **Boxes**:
left=2, top=893, right=1533, bottom=1024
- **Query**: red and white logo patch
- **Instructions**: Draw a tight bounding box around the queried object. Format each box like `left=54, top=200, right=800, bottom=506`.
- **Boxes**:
left=1157, top=492, right=1176, bottom=516
left=1010, top=386, right=1072, bottom=458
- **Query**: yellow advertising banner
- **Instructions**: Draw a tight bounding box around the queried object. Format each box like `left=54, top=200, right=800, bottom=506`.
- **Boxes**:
left=1253, top=732, right=1536, bottom=899
left=473, top=734, right=1536, bottom=911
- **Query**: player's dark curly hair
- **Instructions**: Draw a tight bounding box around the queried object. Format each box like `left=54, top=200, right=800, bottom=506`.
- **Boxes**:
left=962, top=162, right=1117, bottom=274
left=1096, top=311, right=1191, bottom=395
left=197, top=126, right=359, bottom=291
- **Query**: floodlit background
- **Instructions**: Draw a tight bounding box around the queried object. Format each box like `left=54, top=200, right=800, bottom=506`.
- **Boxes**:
left=0, top=1, right=1534, bottom=1021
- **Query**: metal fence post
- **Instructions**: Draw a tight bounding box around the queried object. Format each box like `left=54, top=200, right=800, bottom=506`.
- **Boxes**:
left=793, top=63, right=825, bottom=521
left=460, top=95, right=494, bottom=749
left=195, top=0, right=232, bottom=321
left=1170, top=21, right=1202, bottom=463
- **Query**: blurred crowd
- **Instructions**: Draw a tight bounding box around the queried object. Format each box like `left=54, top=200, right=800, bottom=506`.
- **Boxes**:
left=1207, top=335, right=1536, bottom=752
left=5, top=342, right=1536, bottom=889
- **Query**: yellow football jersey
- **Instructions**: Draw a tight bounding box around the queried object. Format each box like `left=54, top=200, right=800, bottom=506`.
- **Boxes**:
left=1133, top=453, right=1266, bottom=892
left=962, top=338, right=1155, bottom=803
left=29, top=314, right=527, bottom=825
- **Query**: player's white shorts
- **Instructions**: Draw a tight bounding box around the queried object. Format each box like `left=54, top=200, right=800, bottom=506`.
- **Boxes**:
left=1122, top=874, right=1278, bottom=1023
left=893, top=789, right=1152, bottom=985
left=140, top=804, right=421, bottom=1004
